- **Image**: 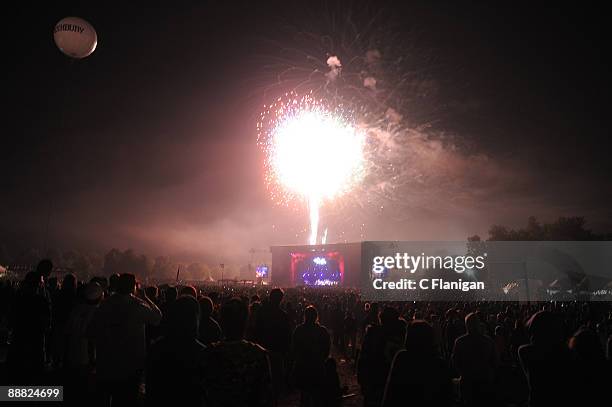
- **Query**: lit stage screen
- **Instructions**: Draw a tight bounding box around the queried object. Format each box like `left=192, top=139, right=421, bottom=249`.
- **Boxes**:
left=255, top=264, right=269, bottom=278
left=291, top=251, right=344, bottom=286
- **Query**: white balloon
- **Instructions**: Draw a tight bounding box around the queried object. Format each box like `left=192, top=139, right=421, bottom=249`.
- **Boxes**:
left=53, top=16, right=97, bottom=59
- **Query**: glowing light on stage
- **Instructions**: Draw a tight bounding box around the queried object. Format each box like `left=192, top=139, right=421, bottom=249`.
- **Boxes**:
left=312, top=257, right=327, bottom=265
left=255, top=264, right=269, bottom=278
left=313, top=279, right=338, bottom=286
left=258, top=93, right=366, bottom=244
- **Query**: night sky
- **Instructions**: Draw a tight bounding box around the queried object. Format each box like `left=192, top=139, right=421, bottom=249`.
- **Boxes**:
left=2, top=1, right=611, bottom=263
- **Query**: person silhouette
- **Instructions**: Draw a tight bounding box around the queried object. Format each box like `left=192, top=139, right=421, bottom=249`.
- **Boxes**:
left=358, top=306, right=406, bottom=407
left=198, top=296, right=221, bottom=346
left=64, top=281, right=103, bottom=405
left=568, top=327, right=610, bottom=406
left=383, top=320, right=453, bottom=407
left=519, top=311, right=574, bottom=407
left=89, top=273, right=162, bottom=406
left=203, top=297, right=273, bottom=407
left=7, top=271, right=50, bottom=384
left=291, top=305, right=331, bottom=407
left=452, top=312, right=497, bottom=407
left=146, top=295, right=207, bottom=406
left=51, top=273, right=77, bottom=366
left=255, top=288, right=291, bottom=398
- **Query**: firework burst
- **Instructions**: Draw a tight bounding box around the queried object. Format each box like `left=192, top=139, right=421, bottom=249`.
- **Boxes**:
left=258, top=92, right=366, bottom=244
left=255, top=4, right=472, bottom=243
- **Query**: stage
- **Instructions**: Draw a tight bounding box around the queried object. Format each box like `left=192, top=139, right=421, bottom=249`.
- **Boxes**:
left=270, top=242, right=362, bottom=287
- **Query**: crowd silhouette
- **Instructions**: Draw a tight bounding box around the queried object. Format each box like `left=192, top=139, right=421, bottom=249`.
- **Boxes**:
left=1, top=259, right=612, bottom=406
